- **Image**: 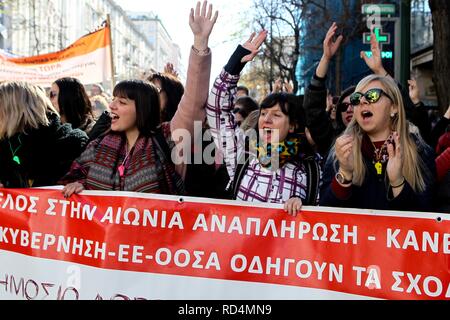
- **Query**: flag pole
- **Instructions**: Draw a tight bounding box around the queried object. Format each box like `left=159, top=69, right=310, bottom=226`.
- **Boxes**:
left=106, top=14, right=115, bottom=90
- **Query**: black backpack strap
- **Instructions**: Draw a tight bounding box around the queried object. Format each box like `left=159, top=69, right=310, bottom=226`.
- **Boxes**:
left=152, top=127, right=171, bottom=161
left=303, top=157, right=320, bottom=205
left=231, top=155, right=251, bottom=199
left=225, top=136, right=251, bottom=200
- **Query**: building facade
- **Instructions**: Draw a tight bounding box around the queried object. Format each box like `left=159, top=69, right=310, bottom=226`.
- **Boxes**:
left=127, top=12, right=181, bottom=75
left=0, top=0, right=158, bottom=88
left=410, top=0, right=436, bottom=107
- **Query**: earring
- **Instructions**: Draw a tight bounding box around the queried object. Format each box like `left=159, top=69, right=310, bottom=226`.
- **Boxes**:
left=390, top=113, right=396, bottom=118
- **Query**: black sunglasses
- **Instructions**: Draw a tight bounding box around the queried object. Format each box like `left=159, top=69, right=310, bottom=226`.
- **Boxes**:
left=337, top=102, right=352, bottom=112
left=350, top=88, right=393, bottom=106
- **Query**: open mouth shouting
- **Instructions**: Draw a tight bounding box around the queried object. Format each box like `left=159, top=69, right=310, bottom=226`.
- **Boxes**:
left=261, top=127, right=274, bottom=142
left=110, top=112, right=120, bottom=123
left=360, top=110, right=374, bottom=123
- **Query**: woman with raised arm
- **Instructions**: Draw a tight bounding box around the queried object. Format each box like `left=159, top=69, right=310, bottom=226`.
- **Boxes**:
left=304, top=25, right=431, bottom=157
left=60, top=0, right=217, bottom=197
left=207, top=31, right=322, bottom=216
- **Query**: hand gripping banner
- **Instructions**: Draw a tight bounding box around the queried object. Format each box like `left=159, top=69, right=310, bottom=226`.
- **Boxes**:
left=0, top=187, right=448, bottom=300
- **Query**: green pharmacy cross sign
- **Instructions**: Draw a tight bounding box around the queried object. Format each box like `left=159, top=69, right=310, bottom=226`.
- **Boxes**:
left=363, top=27, right=390, bottom=45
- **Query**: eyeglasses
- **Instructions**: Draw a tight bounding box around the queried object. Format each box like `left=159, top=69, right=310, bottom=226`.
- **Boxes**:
left=49, top=91, right=58, bottom=99
left=337, top=102, right=352, bottom=112
left=349, top=88, right=393, bottom=106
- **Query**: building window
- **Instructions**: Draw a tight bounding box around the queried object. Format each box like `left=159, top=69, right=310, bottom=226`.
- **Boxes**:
left=411, top=0, right=433, bottom=53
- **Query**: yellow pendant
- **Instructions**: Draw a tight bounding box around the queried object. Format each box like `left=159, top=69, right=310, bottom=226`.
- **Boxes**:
left=375, top=161, right=382, bottom=175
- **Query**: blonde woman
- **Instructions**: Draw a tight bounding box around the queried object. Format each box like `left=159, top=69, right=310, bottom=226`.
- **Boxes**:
left=0, top=82, right=88, bottom=188
left=320, top=74, right=435, bottom=211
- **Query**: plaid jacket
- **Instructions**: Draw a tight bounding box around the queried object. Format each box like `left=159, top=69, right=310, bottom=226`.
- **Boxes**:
left=206, top=69, right=321, bottom=204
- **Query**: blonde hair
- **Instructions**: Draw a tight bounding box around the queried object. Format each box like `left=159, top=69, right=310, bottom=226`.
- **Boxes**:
left=332, top=74, right=428, bottom=192
left=0, top=82, right=57, bottom=139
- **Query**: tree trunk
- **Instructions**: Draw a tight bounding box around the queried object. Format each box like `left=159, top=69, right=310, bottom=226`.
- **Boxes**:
left=429, top=0, right=450, bottom=113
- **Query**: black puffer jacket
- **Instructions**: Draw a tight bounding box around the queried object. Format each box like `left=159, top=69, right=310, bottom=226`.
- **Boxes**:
left=0, top=113, right=88, bottom=188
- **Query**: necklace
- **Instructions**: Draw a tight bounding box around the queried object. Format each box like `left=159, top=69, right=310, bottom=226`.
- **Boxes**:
left=371, top=136, right=392, bottom=175
left=8, top=135, right=23, bottom=165
left=118, top=143, right=132, bottom=177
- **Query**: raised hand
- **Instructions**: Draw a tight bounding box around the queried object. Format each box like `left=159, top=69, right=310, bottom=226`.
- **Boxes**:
left=273, top=78, right=283, bottom=93
left=407, top=79, right=420, bottom=105
left=323, top=22, right=343, bottom=61
left=164, top=62, right=179, bottom=78
left=360, top=32, right=386, bottom=76
left=189, top=0, right=219, bottom=51
left=316, top=22, right=343, bottom=78
left=283, top=80, right=294, bottom=93
left=241, top=30, right=268, bottom=63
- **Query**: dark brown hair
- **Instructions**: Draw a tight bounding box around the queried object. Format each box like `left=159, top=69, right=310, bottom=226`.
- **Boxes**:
left=113, top=80, right=160, bottom=136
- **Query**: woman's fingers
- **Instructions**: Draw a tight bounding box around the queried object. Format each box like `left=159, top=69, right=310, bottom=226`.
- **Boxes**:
left=253, top=30, right=268, bottom=48
left=62, top=183, right=84, bottom=198
left=211, top=10, right=218, bottom=24
left=394, top=132, right=401, bottom=157
left=206, top=3, right=212, bottom=20
left=387, top=142, right=395, bottom=159
left=247, top=32, right=256, bottom=44
left=194, top=1, right=201, bottom=17
left=338, top=141, right=353, bottom=154
left=284, top=198, right=303, bottom=217
left=75, top=184, right=84, bottom=194
left=200, top=0, right=207, bottom=17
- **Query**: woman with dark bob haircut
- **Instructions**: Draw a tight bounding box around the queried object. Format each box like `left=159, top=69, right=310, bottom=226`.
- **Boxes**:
left=60, top=1, right=218, bottom=196
left=207, top=31, right=322, bottom=216
left=50, top=77, right=95, bottom=133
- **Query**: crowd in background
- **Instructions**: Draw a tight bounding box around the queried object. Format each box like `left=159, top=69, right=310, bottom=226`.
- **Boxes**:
left=0, top=1, right=448, bottom=215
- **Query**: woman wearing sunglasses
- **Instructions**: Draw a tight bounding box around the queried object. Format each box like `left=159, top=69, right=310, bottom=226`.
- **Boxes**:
left=319, top=74, right=435, bottom=211
left=304, top=24, right=431, bottom=159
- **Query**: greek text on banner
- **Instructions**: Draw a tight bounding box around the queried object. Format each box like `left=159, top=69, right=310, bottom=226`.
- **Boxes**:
left=0, top=187, right=448, bottom=300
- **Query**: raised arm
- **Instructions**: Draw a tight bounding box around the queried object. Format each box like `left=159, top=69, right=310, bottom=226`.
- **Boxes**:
left=170, top=1, right=218, bottom=178
left=303, top=22, right=342, bottom=155
left=206, top=31, right=267, bottom=180
left=170, top=1, right=217, bottom=141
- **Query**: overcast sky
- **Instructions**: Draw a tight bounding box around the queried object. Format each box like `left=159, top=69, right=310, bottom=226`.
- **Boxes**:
left=114, top=0, right=253, bottom=80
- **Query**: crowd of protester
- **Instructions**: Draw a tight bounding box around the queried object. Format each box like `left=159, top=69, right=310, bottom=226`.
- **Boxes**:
left=0, top=1, right=448, bottom=214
